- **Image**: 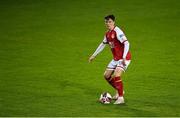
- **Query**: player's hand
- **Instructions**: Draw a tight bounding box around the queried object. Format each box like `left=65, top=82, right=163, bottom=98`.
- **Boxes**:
left=122, top=58, right=126, bottom=66
left=89, top=56, right=95, bottom=63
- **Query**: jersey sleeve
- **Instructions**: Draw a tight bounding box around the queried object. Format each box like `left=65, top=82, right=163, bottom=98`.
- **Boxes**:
left=102, top=35, right=108, bottom=44
left=92, top=42, right=106, bottom=57
left=115, top=28, right=128, bottom=43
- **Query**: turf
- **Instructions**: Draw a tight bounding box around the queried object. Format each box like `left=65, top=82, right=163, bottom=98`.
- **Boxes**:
left=0, top=0, right=180, bottom=116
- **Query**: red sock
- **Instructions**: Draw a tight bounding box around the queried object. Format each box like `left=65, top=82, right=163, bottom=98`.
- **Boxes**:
left=105, top=77, right=116, bottom=89
left=112, top=76, right=124, bottom=97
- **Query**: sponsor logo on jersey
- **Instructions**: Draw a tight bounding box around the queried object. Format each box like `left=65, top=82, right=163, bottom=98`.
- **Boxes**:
left=119, top=34, right=124, bottom=38
left=109, top=42, right=114, bottom=48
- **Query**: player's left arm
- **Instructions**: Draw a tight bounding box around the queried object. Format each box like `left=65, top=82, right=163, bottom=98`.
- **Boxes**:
left=115, top=28, right=130, bottom=65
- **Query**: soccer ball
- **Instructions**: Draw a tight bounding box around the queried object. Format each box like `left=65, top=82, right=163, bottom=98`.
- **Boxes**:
left=99, top=92, right=112, bottom=104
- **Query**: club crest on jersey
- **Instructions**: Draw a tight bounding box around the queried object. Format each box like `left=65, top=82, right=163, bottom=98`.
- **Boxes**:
left=111, top=34, right=115, bottom=39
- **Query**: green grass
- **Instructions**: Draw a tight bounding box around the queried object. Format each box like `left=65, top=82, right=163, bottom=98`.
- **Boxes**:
left=0, top=0, right=180, bottom=116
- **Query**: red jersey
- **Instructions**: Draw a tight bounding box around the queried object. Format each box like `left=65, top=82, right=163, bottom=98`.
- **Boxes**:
left=103, top=26, right=131, bottom=61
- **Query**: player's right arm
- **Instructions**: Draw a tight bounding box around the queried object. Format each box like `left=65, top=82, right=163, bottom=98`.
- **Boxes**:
left=89, top=36, right=107, bottom=63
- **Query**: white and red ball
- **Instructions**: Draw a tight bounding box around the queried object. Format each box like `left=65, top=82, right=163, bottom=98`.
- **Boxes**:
left=99, top=92, right=112, bottom=104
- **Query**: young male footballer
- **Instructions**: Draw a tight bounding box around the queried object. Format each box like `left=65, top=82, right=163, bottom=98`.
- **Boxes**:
left=89, top=15, right=131, bottom=104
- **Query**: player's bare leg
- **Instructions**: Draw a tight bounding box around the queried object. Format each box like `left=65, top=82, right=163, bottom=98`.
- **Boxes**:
left=104, top=69, right=114, bottom=88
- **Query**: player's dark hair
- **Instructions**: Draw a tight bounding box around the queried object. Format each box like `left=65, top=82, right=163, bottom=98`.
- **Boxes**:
left=104, top=15, right=115, bottom=21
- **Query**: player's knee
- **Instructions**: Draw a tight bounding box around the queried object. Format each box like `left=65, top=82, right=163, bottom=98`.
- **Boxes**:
left=104, top=73, right=111, bottom=80
left=114, top=73, right=120, bottom=77
left=114, top=69, right=124, bottom=77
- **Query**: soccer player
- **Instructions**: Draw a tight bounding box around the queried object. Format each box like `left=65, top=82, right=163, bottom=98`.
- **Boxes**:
left=89, top=15, right=131, bottom=104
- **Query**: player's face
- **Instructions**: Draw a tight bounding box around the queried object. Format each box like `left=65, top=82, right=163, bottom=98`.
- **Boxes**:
left=105, top=19, right=115, bottom=30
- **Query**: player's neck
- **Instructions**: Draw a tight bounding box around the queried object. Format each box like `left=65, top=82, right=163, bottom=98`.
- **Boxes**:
left=109, top=26, right=115, bottom=31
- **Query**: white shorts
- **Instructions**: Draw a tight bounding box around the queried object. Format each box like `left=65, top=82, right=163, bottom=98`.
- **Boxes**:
left=107, top=59, right=131, bottom=72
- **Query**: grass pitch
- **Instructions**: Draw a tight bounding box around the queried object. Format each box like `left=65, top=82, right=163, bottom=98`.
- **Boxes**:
left=0, top=0, right=180, bottom=116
